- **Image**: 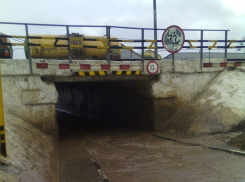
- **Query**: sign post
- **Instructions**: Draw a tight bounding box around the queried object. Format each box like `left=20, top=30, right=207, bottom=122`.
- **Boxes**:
left=0, top=64, right=7, bottom=156
left=162, top=25, right=185, bottom=53
left=162, top=25, right=185, bottom=70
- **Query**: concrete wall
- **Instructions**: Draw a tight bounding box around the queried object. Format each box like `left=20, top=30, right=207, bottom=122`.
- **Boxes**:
left=0, top=60, right=59, bottom=182
left=148, top=59, right=222, bottom=130
left=1, top=59, right=59, bottom=138
left=162, top=68, right=245, bottom=134
left=1, top=75, right=58, bottom=139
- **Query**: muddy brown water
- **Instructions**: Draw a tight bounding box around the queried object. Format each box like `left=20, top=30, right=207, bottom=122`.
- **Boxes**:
left=58, top=111, right=245, bottom=182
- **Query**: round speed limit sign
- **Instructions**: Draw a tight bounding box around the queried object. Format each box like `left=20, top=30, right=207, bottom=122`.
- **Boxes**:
left=162, top=25, right=185, bottom=53
left=147, top=61, right=159, bottom=74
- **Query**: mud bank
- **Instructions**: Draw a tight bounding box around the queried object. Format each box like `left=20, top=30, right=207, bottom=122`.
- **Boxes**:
left=0, top=113, right=59, bottom=182
left=162, top=68, right=245, bottom=134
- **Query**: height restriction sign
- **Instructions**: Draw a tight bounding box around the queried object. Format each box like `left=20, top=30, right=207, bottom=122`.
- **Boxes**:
left=162, top=25, right=185, bottom=53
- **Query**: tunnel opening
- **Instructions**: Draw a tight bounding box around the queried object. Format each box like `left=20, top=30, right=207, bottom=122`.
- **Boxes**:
left=54, top=80, right=156, bottom=135
left=54, top=80, right=158, bottom=181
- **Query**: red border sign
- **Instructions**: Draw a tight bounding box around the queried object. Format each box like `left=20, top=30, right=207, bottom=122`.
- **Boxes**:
left=162, top=25, right=185, bottom=53
left=147, top=61, right=159, bottom=74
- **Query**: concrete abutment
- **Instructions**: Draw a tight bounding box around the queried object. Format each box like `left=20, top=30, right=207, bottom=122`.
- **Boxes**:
left=1, top=75, right=58, bottom=139
left=0, top=59, right=230, bottom=135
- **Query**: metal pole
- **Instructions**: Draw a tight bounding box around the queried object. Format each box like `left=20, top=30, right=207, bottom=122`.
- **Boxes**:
left=130, top=49, right=132, bottom=58
left=200, top=30, right=203, bottom=69
left=141, top=29, right=144, bottom=72
left=153, top=0, right=158, bottom=59
left=106, top=26, right=110, bottom=63
left=172, top=53, right=174, bottom=70
left=25, top=24, right=33, bottom=73
left=225, top=30, right=228, bottom=62
left=209, top=49, right=211, bottom=63
left=66, top=26, right=72, bottom=63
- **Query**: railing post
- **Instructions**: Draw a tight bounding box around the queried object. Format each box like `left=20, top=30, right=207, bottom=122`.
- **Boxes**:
left=225, top=30, right=228, bottom=62
left=66, top=26, right=72, bottom=63
left=25, top=24, right=33, bottom=73
left=200, top=30, right=203, bottom=69
left=106, top=26, right=111, bottom=63
left=141, top=28, right=144, bottom=72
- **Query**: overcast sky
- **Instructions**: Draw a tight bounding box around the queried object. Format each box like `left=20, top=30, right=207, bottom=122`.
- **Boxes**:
left=0, top=0, right=245, bottom=58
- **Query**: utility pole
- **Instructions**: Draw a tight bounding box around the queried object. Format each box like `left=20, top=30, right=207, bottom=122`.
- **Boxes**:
left=153, top=0, right=158, bottom=59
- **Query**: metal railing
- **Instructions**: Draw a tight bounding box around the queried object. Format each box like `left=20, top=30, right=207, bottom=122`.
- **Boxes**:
left=1, top=22, right=245, bottom=72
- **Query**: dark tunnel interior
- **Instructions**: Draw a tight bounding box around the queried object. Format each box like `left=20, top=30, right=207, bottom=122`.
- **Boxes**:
left=55, top=80, right=156, bottom=134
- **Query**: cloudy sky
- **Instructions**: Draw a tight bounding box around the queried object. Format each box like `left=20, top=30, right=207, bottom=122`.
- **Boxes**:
left=0, top=0, right=245, bottom=58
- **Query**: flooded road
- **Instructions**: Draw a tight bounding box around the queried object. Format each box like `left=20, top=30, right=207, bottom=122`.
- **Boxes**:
left=58, top=111, right=245, bottom=182
left=59, top=130, right=245, bottom=182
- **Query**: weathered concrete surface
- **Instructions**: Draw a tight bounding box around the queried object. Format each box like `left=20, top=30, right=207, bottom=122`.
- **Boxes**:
left=0, top=59, right=149, bottom=77
left=153, top=59, right=223, bottom=99
left=1, top=60, right=60, bottom=182
left=1, top=59, right=222, bottom=82
left=151, top=60, right=221, bottom=130
left=0, top=113, right=59, bottom=182
left=1, top=74, right=58, bottom=138
left=161, top=68, right=245, bottom=134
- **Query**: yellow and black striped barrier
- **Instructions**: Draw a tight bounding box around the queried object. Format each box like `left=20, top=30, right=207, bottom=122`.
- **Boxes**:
left=186, top=39, right=245, bottom=50
left=0, top=65, right=7, bottom=157
left=74, top=71, right=108, bottom=76
left=74, top=70, right=141, bottom=76
left=188, top=40, right=219, bottom=49
left=112, top=70, right=141, bottom=75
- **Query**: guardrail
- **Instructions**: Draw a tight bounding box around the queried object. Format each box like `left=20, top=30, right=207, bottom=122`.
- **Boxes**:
left=1, top=35, right=245, bottom=50
left=1, top=22, right=245, bottom=72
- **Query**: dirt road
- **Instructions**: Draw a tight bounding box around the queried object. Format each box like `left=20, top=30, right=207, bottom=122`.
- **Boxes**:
left=59, top=130, right=245, bottom=182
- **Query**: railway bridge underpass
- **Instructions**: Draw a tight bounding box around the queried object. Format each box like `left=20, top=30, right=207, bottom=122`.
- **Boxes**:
left=1, top=57, right=242, bottom=139
left=0, top=23, right=245, bottom=158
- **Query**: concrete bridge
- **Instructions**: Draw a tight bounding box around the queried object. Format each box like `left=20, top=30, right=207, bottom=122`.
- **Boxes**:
left=1, top=58, right=232, bottom=138
left=1, top=58, right=245, bottom=181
